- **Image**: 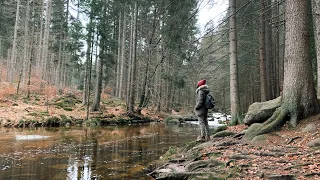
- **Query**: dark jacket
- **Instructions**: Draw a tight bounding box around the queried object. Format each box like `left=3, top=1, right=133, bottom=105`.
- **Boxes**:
left=195, top=85, right=210, bottom=117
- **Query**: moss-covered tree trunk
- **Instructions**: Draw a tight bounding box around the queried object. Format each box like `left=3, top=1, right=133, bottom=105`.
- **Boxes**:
left=244, top=0, right=319, bottom=140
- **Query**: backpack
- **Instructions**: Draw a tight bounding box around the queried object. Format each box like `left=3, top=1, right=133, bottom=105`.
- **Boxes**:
left=204, top=93, right=215, bottom=109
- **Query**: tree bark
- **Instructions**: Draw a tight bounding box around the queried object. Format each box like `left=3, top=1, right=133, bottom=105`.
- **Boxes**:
left=119, top=9, right=127, bottom=99
left=92, top=37, right=103, bottom=111
left=116, top=11, right=121, bottom=98
left=22, top=0, right=30, bottom=85
left=83, top=15, right=93, bottom=105
left=259, top=0, right=267, bottom=102
left=9, top=0, right=21, bottom=82
left=36, top=0, right=45, bottom=75
left=41, top=0, right=52, bottom=81
left=128, top=2, right=138, bottom=113
left=313, top=0, right=320, bottom=98
left=229, top=0, right=241, bottom=125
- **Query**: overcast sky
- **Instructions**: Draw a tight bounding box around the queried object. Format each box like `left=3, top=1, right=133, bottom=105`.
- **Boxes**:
left=197, top=0, right=229, bottom=36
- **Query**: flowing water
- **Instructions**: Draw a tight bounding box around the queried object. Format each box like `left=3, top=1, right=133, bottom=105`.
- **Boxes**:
left=0, top=123, right=199, bottom=180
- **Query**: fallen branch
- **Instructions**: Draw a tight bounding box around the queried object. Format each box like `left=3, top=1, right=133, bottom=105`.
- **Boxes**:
left=286, top=136, right=302, bottom=144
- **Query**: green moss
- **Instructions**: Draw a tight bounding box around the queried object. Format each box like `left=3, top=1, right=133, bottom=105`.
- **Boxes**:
left=60, top=114, right=68, bottom=121
left=103, top=98, right=125, bottom=107
left=162, top=146, right=181, bottom=160
left=87, top=118, right=101, bottom=127
left=117, top=118, right=129, bottom=125
left=45, top=117, right=61, bottom=127
left=28, top=112, right=38, bottom=116
left=212, top=131, right=235, bottom=138
left=40, top=111, right=49, bottom=116
left=164, top=116, right=173, bottom=123
left=212, top=125, right=227, bottom=134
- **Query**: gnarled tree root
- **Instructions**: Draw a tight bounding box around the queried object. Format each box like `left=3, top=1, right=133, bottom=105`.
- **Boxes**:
left=243, top=108, right=288, bottom=141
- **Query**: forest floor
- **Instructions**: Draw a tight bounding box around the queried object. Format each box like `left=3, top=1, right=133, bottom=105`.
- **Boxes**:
left=0, top=91, right=165, bottom=127
left=149, top=115, right=320, bottom=179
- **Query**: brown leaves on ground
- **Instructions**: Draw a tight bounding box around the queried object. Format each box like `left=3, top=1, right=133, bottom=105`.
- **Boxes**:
left=199, top=116, right=320, bottom=179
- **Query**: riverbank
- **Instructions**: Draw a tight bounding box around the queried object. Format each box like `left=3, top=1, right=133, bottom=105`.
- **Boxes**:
left=0, top=92, right=163, bottom=128
left=149, top=116, right=320, bottom=179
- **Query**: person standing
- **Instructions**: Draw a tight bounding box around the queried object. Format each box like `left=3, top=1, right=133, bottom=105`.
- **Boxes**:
left=194, top=79, right=210, bottom=142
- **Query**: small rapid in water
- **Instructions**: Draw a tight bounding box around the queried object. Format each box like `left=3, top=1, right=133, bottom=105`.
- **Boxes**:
left=0, top=123, right=200, bottom=180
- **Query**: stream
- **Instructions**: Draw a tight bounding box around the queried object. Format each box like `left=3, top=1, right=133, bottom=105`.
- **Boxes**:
left=0, top=123, right=200, bottom=180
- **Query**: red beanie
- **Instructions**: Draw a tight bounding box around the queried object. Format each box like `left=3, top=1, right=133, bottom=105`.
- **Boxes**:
left=197, top=79, right=206, bottom=87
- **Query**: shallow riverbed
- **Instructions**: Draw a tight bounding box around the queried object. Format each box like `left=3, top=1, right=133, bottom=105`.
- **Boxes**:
left=0, top=123, right=199, bottom=180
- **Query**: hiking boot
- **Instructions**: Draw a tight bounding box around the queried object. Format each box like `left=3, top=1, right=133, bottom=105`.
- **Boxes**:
left=196, top=136, right=206, bottom=142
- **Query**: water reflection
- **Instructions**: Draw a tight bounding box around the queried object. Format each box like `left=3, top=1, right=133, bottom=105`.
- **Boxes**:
left=0, top=123, right=198, bottom=179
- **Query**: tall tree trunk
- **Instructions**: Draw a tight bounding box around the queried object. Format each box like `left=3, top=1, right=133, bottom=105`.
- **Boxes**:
left=8, top=0, right=21, bottom=82
left=83, top=15, right=93, bottom=105
left=259, top=0, right=267, bottom=102
left=272, top=0, right=280, bottom=97
left=119, top=9, right=127, bottom=99
left=41, top=0, right=52, bottom=81
left=126, top=9, right=133, bottom=110
left=22, top=0, right=30, bottom=85
left=313, top=0, right=320, bottom=98
left=229, top=0, right=241, bottom=125
left=92, top=38, right=104, bottom=111
left=128, top=2, right=138, bottom=113
left=116, top=11, right=122, bottom=98
left=138, top=8, right=157, bottom=110
left=265, top=0, right=273, bottom=99
left=36, top=0, right=45, bottom=74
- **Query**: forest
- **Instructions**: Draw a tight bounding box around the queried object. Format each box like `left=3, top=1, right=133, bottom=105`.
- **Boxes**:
left=0, top=0, right=320, bottom=179
left=0, top=0, right=320, bottom=132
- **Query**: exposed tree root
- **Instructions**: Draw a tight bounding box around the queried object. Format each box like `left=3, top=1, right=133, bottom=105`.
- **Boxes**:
left=243, top=108, right=288, bottom=141
left=229, top=113, right=242, bottom=126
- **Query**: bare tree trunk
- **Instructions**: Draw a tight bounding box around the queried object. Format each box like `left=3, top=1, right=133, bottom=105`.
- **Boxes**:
left=22, top=0, right=30, bottom=85
left=265, top=0, right=273, bottom=99
left=27, top=1, right=35, bottom=99
left=36, top=0, right=45, bottom=74
left=83, top=16, right=93, bottom=105
left=312, top=0, right=320, bottom=98
left=126, top=10, right=134, bottom=110
left=9, top=0, right=21, bottom=82
left=259, top=0, right=267, bottom=102
left=55, top=40, right=62, bottom=88
left=119, top=10, right=127, bottom=99
left=16, top=69, right=23, bottom=95
left=128, top=2, right=138, bottom=113
left=138, top=8, right=157, bottom=110
left=41, top=0, right=52, bottom=81
left=92, top=38, right=103, bottom=111
left=229, top=0, right=241, bottom=125
left=116, top=11, right=122, bottom=98
left=273, top=0, right=280, bottom=97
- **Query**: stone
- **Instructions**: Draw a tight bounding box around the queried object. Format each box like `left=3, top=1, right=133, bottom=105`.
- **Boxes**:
left=301, top=123, right=317, bottom=132
left=244, top=96, right=281, bottom=125
left=306, top=138, right=320, bottom=147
